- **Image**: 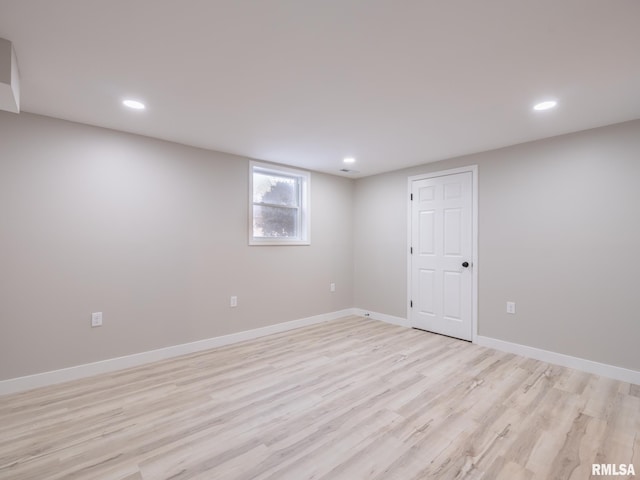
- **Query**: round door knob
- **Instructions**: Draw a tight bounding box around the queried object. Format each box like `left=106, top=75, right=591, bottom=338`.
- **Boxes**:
left=462, top=261, right=469, bottom=268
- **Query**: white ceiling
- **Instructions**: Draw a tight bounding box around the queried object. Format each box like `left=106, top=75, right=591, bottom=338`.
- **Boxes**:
left=1, top=0, right=639, bottom=177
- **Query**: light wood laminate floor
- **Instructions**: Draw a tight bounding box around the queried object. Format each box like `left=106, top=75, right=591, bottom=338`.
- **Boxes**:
left=1, top=316, right=638, bottom=480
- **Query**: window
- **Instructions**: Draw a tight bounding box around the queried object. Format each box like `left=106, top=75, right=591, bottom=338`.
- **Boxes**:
left=250, top=162, right=310, bottom=245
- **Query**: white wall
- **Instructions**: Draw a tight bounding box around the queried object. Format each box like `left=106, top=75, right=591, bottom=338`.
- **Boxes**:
left=354, top=120, right=640, bottom=372
left=0, top=112, right=354, bottom=380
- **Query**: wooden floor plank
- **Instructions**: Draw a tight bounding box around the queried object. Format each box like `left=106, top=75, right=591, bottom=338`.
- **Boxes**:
left=0, top=316, right=638, bottom=480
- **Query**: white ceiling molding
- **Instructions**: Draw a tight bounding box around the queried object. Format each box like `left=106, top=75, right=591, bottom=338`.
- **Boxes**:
left=0, top=38, right=20, bottom=114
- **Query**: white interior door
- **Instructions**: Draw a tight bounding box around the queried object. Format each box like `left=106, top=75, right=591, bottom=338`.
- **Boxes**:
left=410, top=171, right=474, bottom=340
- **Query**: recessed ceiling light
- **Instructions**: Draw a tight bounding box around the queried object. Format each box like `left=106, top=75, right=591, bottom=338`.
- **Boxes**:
left=122, top=99, right=146, bottom=110
left=343, top=157, right=356, bottom=164
left=533, top=100, right=557, bottom=111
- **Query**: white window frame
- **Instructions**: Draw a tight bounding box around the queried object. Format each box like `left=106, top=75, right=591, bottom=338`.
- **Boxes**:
left=249, top=161, right=310, bottom=246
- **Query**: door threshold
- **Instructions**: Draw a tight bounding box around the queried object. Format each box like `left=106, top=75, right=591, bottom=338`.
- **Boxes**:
left=411, top=327, right=472, bottom=343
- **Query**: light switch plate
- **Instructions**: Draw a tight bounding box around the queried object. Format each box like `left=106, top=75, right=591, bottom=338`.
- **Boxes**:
left=506, top=302, right=516, bottom=314
left=91, top=312, right=103, bottom=327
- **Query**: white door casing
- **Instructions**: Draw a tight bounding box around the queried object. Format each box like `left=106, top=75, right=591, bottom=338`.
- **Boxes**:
left=408, top=167, right=477, bottom=341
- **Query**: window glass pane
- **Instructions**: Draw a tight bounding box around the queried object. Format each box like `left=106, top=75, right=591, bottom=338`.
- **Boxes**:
left=253, top=205, right=298, bottom=238
left=253, top=171, right=298, bottom=207
left=250, top=162, right=309, bottom=245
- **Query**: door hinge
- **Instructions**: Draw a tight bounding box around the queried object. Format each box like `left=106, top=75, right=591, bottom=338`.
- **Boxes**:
left=410, top=246, right=413, bottom=254
left=410, top=300, right=413, bottom=308
left=410, top=193, right=413, bottom=201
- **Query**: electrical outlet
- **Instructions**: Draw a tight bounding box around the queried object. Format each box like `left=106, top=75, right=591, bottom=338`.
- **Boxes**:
left=506, top=302, right=516, bottom=314
left=91, top=312, right=103, bottom=327
left=230, top=296, right=238, bottom=308
left=330, top=282, right=336, bottom=292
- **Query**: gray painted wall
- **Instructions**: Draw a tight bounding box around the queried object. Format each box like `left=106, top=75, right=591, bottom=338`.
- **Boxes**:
left=2, top=111, right=639, bottom=381
left=354, top=119, right=640, bottom=371
left=0, top=112, right=354, bottom=380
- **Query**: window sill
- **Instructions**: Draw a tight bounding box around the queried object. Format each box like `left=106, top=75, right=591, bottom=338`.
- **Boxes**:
left=249, top=239, right=311, bottom=246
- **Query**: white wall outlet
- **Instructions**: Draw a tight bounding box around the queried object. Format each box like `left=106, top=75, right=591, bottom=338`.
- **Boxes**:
left=91, top=312, right=103, bottom=327
left=330, top=282, right=336, bottom=292
left=506, top=302, right=516, bottom=314
left=230, top=296, right=238, bottom=308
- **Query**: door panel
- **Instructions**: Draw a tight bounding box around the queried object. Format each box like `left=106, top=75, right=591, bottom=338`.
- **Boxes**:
left=443, top=182, right=462, bottom=199
left=411, top=171, right=473, bottom=340
left=419, top=210, right=436, bottom=254
left=443, top=271, right=461, bottom=320
left=419, top=185, right=436, bottom=202
left=443, top=208, right=462, bottom=255
left=419, top=268, right=435, bottom=315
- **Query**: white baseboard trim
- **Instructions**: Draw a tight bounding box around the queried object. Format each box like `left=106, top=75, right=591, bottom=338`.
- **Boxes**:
left=353, top=308, right=410, bottom=328
left=0, top=308, right=357, bottom=396
left=475, top=335, right=640, bottom=385
left=4, top=309, right=637, bottom=395
left=353, top=308, right=639, bottom=385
